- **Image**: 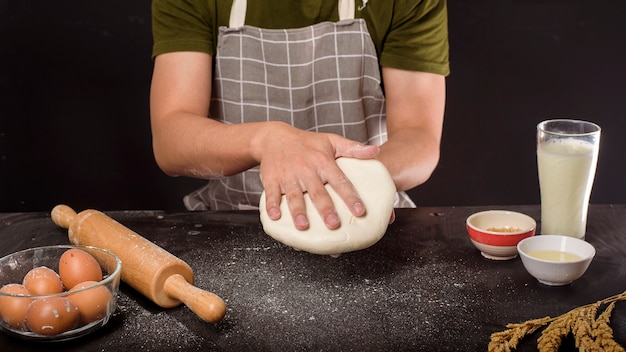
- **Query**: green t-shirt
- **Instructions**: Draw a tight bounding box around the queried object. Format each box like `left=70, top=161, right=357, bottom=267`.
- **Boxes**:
left=152, top=0, right=450, bottom=76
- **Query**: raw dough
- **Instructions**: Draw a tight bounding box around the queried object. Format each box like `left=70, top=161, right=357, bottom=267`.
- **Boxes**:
left=259, top=157, right=396, bottom=255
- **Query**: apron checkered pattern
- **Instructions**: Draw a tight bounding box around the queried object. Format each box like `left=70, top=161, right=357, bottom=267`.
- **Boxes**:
left=184, top=0, right=415, bottom=210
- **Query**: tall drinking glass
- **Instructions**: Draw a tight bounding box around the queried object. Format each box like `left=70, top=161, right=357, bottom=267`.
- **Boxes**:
left=537, top=119, right=601, bottom=239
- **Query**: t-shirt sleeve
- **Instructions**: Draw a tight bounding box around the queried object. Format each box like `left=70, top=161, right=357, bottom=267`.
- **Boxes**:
left=151, top=0, right=214, bottom=58
left=380, top=0, right=450, bottom=76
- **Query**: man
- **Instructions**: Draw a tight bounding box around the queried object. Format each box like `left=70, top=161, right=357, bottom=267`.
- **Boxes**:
left=150, top=0, right=449, bottom=231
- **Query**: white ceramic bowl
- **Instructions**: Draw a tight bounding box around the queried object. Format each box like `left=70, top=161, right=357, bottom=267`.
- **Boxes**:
left=517, top=235, right=595, bottom=286
left=466, top=210, right=536, bottom=260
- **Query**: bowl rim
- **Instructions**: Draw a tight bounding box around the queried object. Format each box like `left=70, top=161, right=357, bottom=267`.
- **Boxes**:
left=0, top=244, right=122, bottom=298
left=516, top=235, right=596, bottom=264
left=466, top=210, right=537, bottom=236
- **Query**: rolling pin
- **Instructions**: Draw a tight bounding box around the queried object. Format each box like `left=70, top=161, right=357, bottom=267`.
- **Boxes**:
left=51, top=204, right=226, bottom=323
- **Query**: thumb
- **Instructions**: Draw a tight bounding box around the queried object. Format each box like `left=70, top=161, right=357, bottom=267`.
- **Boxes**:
left=333, top=138, right=380, bottom=159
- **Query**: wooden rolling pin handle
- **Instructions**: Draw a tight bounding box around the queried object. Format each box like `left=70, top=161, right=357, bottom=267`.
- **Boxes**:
left=51, top=204, right=77, bottom=229
left=163, top=274, right=227, bottom=323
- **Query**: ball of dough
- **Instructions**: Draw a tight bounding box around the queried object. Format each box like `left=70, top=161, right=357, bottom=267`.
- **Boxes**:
left=259, top=157, right=396, bottom=255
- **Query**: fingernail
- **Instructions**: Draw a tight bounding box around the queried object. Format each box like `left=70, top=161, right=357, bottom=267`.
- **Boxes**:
left=353, top=202, right=365, bottom=216
left=357, top=144, right=379, bottom=152
left=325, top=213, right=340, bottom=229
left=295, top=214, right=309, bottom=230
left=268, top=207, right=281, bottom=220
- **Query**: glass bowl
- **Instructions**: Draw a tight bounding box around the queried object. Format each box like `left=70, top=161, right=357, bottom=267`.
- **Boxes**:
left=0, top=245, right=122, bottom=341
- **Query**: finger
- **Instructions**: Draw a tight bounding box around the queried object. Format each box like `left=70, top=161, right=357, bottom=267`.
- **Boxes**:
left=306, top=178, right=340, bottom=230
left=335, top=141, right=380, bottom=159
left=389, top=209, right=396, bottom=224
left=283, top=180, right=309, bottom=231
left=325, top=168, right=366, bottom=218
left=263, top=182, right=283, bottom=221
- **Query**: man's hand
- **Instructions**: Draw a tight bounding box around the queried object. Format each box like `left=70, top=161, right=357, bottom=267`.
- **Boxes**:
left=253, top=122, right=379, bottom=231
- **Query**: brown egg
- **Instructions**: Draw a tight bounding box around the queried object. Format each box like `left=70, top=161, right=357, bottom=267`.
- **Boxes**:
left=22, top=266, right=63, bottom=295
left=58, top=249, right=103, bottom=290
left=67, top=281, right=112, bottom=323
left=25, top=297, right=79, bottom=335
left=0, top=284, right=33, bottom=329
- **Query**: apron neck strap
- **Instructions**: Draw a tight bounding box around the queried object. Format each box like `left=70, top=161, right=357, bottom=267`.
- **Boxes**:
left=229, top=0, right=355, bottom=28
left=229, top=0, right=247, bottom=28
left=338, top=0, right=356, bottom=20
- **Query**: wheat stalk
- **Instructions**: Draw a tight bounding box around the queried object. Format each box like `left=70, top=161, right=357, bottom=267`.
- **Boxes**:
left=592, top=302, right=625, bottom=352
left=489, top=290, right=626, bottom=351
left=572, top=302, right=600, bottom=351
left=488, top=317, right=552, bottom=352
left=537, top=314, right=573, bottom=352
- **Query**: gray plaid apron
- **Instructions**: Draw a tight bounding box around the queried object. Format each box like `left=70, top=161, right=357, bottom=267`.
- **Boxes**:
left=184, top=0, right=415, bottom=210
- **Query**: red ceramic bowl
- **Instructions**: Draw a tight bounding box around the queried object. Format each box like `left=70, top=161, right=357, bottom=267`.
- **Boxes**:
left=466, top=210, right=536, bottom=260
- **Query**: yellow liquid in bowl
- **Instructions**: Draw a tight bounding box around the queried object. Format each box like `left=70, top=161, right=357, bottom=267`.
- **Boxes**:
left=528, top=250, right=582, bottom=262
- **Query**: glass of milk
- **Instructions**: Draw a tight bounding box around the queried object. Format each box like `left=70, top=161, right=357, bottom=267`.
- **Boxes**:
left=537, top=119, right=601, bottom=239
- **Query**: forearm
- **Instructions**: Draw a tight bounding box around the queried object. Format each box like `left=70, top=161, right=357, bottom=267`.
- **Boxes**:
left=379, top=68, right=446, bottom=191
left=150, top=51, right=270, bottom=179
left=151, top=111, right=266, bottom=179
left=378, top=127, right=441, bottom=191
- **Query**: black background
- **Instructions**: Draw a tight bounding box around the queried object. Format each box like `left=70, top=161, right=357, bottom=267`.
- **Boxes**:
left=1, top=0, right=625, bottom=212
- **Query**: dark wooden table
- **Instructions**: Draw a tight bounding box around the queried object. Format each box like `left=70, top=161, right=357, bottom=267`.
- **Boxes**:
left=1, top=205, right=625, bottom=351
